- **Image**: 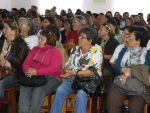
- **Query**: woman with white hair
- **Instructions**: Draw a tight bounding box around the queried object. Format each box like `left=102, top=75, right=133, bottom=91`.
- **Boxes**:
left=19, top=17, right=39, bottom=50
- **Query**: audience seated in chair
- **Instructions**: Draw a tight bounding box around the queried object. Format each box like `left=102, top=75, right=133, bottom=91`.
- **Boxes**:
left=18, top=29, right=62, bottom=113
left=107, top=25, right=150, bottom=113
left=0, top=19, right=28, bottom=111
left=64, top=15, right=85, bottom=45
left=96, top=23, right=119, bottom=76
left=19, top=16, right=39, bottom=50
left=50, top=27, right=102, bottom=113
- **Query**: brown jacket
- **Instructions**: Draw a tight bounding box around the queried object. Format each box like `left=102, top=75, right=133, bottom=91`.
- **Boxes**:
left=0, top=38, right=28, bottom=79
left=130, top=64, right=150, bottom=105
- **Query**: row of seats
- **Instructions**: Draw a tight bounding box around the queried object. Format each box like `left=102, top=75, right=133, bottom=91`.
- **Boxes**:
left=4, top=44, right=148, bottom=113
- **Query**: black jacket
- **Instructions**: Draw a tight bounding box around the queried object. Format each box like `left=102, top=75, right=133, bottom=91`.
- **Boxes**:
left=0, top=37, right=28, bottom=79
left=96, top=36, right=119, bottom=74
left=60, top=29, right=67, bottom=44
left=0, top=33, right=6, bottom=41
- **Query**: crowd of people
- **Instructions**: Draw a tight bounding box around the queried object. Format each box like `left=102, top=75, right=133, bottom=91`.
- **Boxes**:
left=0, top=5, right=150, bottom=113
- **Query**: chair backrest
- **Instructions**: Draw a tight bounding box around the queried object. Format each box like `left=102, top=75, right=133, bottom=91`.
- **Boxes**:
left=101, top=46, right=115, bottom=90
left=63, top=44, right=77, bottom=56
left=101, top=46, right=105, bottom=79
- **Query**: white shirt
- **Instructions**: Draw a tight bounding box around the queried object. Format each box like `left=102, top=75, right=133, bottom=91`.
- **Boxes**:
left=0, top=32, right=3, bottom=38
left=59, top=27, right=64, bottom=42
left=36, top=30, right=42, bottom=38
left=146, top=40, right=150, bottom=50
left=24, top=35, right=39, bottom=50
left=120, top=21, right=125, bottom=29
left=110, top=43, right=125, bottom=63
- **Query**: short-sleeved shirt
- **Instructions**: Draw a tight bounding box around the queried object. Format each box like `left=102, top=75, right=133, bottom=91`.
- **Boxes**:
left=110, top=43, right=125, bottom=63
left=24, top=35, right=39, bottom=50
left=65, top=45, right=102, bottom=76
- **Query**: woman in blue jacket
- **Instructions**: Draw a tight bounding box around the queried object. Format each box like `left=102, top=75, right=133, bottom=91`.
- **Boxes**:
left=107, top=25, right=150, bottom=113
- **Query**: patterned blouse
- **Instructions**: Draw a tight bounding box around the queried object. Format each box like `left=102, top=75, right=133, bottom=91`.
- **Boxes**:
left=65, top=45, right=102, bottom=76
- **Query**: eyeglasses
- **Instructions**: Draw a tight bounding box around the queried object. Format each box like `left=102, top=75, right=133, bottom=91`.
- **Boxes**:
left=79, top=35, right=87, bottom=39
left=122, top=32, right=129, bottom=36
left=127, top=36, right=135, bottom=40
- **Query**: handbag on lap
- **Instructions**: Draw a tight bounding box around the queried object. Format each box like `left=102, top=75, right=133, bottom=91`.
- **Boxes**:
left=18, top=75, right=48, bottom=87
left=71, top=66, right=104, bottom=98
left=18, top=48, right=50, bottom=87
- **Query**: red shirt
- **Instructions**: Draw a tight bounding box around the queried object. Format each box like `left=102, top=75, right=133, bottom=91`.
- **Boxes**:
left=64, top=31, right=80, bottom=44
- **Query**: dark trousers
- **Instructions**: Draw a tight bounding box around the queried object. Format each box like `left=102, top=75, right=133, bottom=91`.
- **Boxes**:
left=107, top=83, right=145, bottom=113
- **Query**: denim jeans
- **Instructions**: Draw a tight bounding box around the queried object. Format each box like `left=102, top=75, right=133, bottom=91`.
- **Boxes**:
left=50, top=77, right=88, bottom=113
left=0, top=73, right=20, bottom=98
left=18, top=76, right=61, bottom=113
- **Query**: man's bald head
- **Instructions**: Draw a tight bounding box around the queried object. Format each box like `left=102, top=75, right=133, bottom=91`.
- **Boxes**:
left=96, top=14, right=107, bottom=29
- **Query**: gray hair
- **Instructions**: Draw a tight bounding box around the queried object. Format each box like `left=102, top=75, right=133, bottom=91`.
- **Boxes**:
left=19, top=17, right=29, bottom=26
left=19, top=17, right=37, bottom=35
left=74, top=15, right=85, bottom=26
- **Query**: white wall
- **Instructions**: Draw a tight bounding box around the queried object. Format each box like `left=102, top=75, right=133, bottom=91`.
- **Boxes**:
left=11, top=0, right=40, bottom=12
left=5, top=0, right=114, bottom=15
left=0, top=0, right=150, bottom=20
left=113, top=0, right=149, bottom=21
left=0, top=0, right=11, bottom=11
left=38, top=0, right=114, bottom=15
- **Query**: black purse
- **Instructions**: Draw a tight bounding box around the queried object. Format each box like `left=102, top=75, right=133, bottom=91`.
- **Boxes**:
left=18, top=48, right=50, bottom=87
left=71, top=66, right=104, bottom=98
left=18, top=75, right=48, bottom=87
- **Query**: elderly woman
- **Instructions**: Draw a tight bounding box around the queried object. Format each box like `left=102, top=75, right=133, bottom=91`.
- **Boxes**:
left=19, top=17, right=38, bottom=50
left=0, top=19, right=28, bottom=110
left=107, top=26, right=150, bottom=113
left=96, top=23, right=119, bottom=76
left=50, top=27, right=102, bottom=113
left=18, top=29, right=62, bottom=113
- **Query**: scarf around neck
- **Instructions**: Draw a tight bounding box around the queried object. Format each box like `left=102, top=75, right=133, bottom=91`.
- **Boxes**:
left=121, top=47, right=147, bottom=67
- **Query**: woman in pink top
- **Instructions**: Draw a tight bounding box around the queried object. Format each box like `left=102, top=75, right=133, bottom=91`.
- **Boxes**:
left=18, top=29, right=62, bottom=113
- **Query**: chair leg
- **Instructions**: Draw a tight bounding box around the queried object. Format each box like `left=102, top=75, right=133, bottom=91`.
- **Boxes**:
left=144, top=104, right=148, bottom=113
left=7, top=91, right=12, bottom=113
left=12, top=88, right=17, bottom=113
left=48, top=95, right=51, bottom=112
